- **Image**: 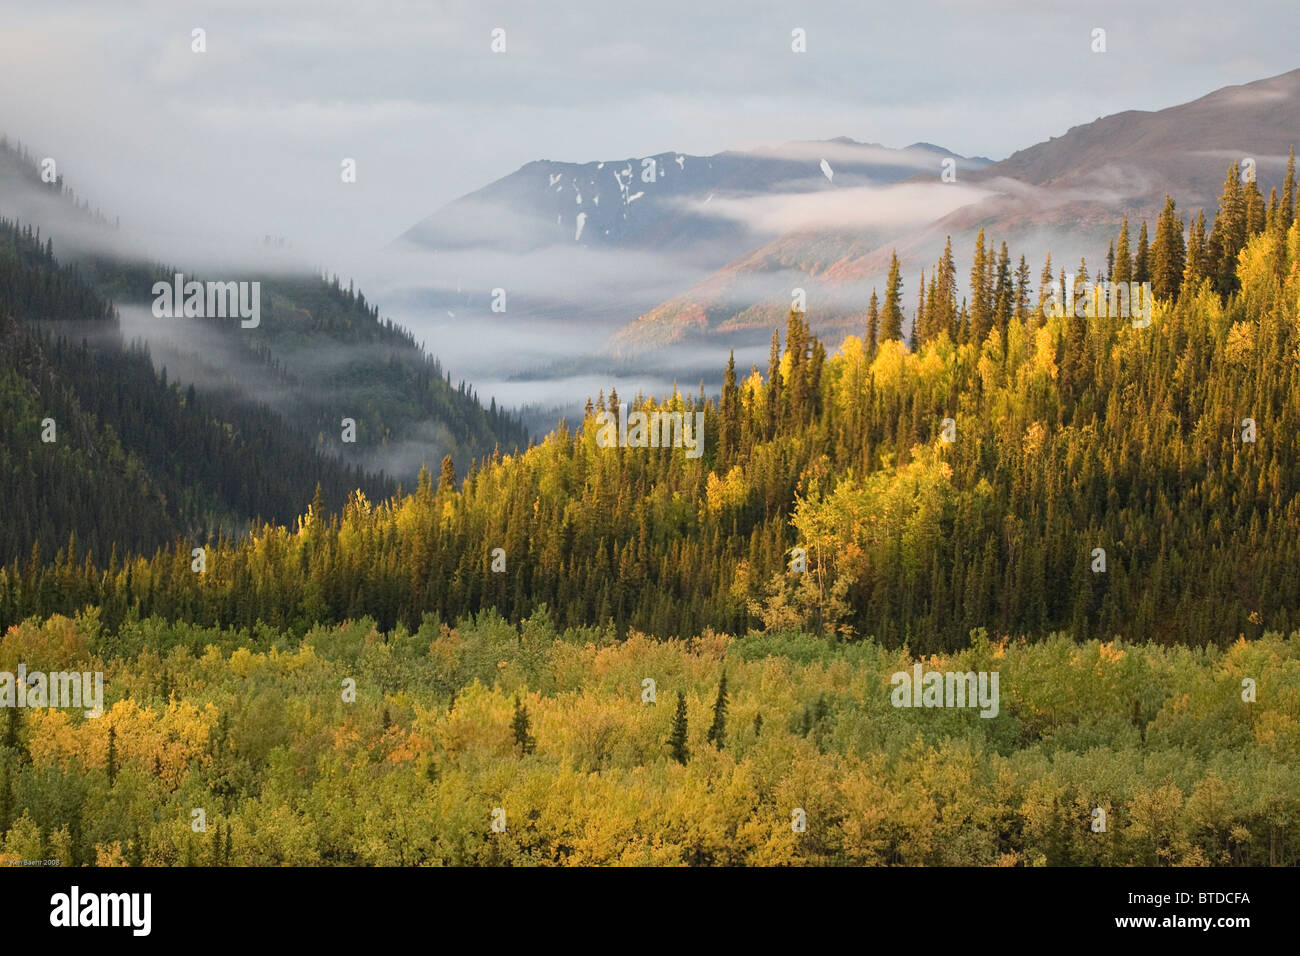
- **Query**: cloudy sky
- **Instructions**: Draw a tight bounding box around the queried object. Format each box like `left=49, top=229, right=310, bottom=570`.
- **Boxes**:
left=0, top=0, right=1294, bottom=270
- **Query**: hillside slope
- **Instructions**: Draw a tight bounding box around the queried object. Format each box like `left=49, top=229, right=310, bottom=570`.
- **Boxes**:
left=0, top=138, right=529, bottom=486
left=0, top=216, right=391, bottom=563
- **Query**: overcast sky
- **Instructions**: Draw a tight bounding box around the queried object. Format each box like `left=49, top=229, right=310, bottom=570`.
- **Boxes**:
left=1, top=0, right=1295, bottom=268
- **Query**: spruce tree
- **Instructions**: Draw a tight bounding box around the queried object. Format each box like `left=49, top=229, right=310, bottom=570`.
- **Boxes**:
left=438, top=455, right=457, bottom=494
left=1183, top=210, right=1207, bottom=294
left=969, top=230, right=991, bottom=342
left=512, top=695, right=535, bottom=755
left=1207, top=162, right=1245, bottom=297
left=1014, top=254, right=1031, bottom=323
left=935, top=236, right=957, bottom=337
left=925, top=271, right=940, bottom=341
left=994, top=241, right=1013, bottom=339
left=106, top=725, right=117, bottom=786
left=785, top=310, right=810, bottom=421
left=865, top=289, right=880, bottom=356
left=720, top=351, right=739, bottom=465
left=880, top=251, right=905, bottom=343
left=1037, top=252, right=1055, bottom=322
left=1151, top=195, right=1186, bottom=301
left=1113, top=217, right=1132, bottom=285
left=706, top=672, right=729, bottom=749
left=1283, top=147, right=1296, bottom=234
left=1074, top=257, right=1090, bottom=316
left=1134, top=221, right=1150, bottom=284
left=668, top=691, right=689, bottom=764
left=1244, top=175, right=1267, bottom=237
left=911, top=268, right=926, bottom=350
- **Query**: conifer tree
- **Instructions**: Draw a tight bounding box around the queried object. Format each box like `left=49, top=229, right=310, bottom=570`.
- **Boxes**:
left=1134, top=221, right=1150, bottom=284
left=935, top=236, right=957, bottom=337
left=880, top=251, right=905, bottom=343
left=1283, top=147, right=1296, bottom=234
left=106, top=725, right=117, bottom=786
left=706, top=672, right=729, bottom=749
left=1207, top=162, right=1245, bottom=297
left=785, top=310, right=811, bottom=421
left=1014, top=254, right=1031, bottom=323
left=1067, top=258, right=1088, bottom=322
left=1244, top=176, right=1267, bottom=236
left=969, top=230, right=991, bottom=343
left=1036, top=252, right=1055, bottom=322
left=512, top=695, right=535, bottom=755
left=668, top=691, right=689, bottom=764
left=1151, top=195, right=1186, bottom=301
left=994, top=241, right=1013, bottom=339
left=911, top=268, right=926, bottom=350
left=1183, top=210, right=1207, bottom=294
left=1113, top=217, right=1132, bottom=285
left=865, top=289, right=880, bottom=356
left=438, top=455, right=457, bottom=494
left=925, top=271, right=940, bottom=341
left=720, top=351, right=739, bottom=464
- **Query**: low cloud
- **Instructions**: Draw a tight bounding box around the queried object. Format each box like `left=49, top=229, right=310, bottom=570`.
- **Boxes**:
left=686, top=180, right=991, bottom=235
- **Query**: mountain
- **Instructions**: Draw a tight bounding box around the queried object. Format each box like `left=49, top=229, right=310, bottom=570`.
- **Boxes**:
left=973, top=67, right=1300, bottom=206
left=608, top=68, right=1300, bottom=354
left=390, top=139, right=990, bottom=330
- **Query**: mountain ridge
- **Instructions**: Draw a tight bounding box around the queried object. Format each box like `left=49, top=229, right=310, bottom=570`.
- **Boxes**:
left=605, top=67, right=1300, bottom=353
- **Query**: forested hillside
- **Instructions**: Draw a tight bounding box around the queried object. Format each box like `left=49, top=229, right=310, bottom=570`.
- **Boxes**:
left=0, top=137, right=529, bottom=501
left=0, top=216, right=391, bottom=562
left=0, top=138, right=529, bottom=566
left=4, top=158, right=1298, bottom=653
